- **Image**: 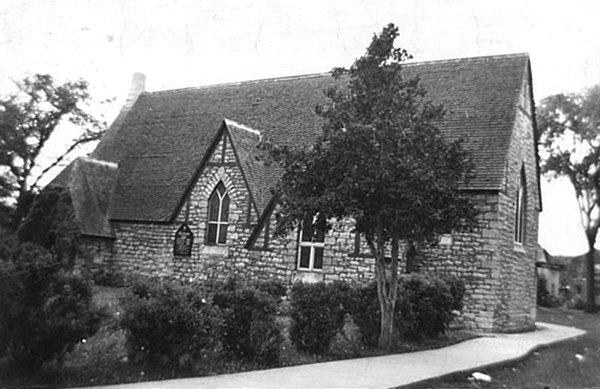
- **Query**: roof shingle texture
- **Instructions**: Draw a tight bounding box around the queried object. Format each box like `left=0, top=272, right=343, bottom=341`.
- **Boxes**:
left=90, top=53, right=530, bottom=222
left=225, top=120, right=282, bottom=214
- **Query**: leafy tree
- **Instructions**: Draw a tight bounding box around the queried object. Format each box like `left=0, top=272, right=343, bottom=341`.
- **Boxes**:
left=17, top=186, right=80, bottom=266
left=538, top=85, right=600, bottom=312
left=0, top=74, right=106, bottom=228
left=272, top=24, right=477, bottom=348
left=1, top=243, right=104, bottom=371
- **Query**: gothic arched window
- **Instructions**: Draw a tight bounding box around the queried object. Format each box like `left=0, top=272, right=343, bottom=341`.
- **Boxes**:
left=514, top=165, right=527, bottom=244
left=206, top=182, right=230, bottom=245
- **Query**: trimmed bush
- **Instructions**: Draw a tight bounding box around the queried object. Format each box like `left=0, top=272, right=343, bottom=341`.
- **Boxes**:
left=1, top=243, right=104, bottom=371
left=119, top=278, right=222, bottom=373
left=396, top=274, right=458, bottom=340
left=256, top=279, right=288, bottom=300
left=212, top=282, right=283, bottom=366
left=289, top=281, right=350, bottom=355
left=443, top=275, right=466, bottom=311
left=346, top=275, right=465, bottom=347
left=345, top=282, right=380, bottom=348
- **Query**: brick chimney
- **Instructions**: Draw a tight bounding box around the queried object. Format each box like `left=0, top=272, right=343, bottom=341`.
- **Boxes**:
left=90, top=73, right=147, bottom=160
left=123, top=72, right=146, bottom=110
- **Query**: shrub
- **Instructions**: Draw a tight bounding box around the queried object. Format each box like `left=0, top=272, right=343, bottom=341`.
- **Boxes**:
left=345, top=282, right=380, bottom=348
left=91, top=268, right=126, bottom=287
left=212, top=283, right=283, bottom=366
left=537, top=275, right=562, bottom=308
left=345, top=275, right=465, bottom=347
left=289, top=281, right=350, bottom=355
left=119, top=278, right=222, bottom=373
left=256, top=279, right=288, bottom=300
left=443, top=275, right=466, bottom=311
left=570, top=297, right=587, bottom=310
left=396, top=274, right=459, bottom=340
left=0, top=232, right=18, bottom=261
left=0, top=258, right=18, bottom=358
left=1, top=243, right=104, bottom=371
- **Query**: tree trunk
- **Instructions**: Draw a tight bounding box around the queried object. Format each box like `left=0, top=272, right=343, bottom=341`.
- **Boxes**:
left=378, top=298, right=394, bottom=348
left=11, top=188, right=33, bottom=231
left=375, top=232, right=400, bottom=350
left=585, top=228, right=598, bottom=312
left=374, top=231, right=390, bottom=349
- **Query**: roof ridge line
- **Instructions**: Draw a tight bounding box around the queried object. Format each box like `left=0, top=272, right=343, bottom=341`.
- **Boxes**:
left=403, top=52, right=530, bottom=68
left=146, top=73, right=332, bottom=96
left=142, top=53, right=529, bottom=96
left=77, top=156, right=119, bottom=169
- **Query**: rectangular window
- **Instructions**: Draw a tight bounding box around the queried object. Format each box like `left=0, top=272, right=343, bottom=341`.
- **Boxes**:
left=297, top=218, right=325, bottom=270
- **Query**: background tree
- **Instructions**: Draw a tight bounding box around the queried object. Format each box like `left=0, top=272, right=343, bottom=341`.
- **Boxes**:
left=538, top=85, right=600, bottom=312
left=0, top=74, right=106, bottom=229
left=17, top=186, right=81, bottom=266
left=272, top=24, right=477, bottom=349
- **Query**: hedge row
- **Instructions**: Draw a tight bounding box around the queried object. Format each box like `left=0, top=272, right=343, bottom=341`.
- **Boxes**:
left=119, top=274, right=465, bottom=369
left=290, top=274, right=465, bottom=353
left=119, top=278, right=285, bottom=373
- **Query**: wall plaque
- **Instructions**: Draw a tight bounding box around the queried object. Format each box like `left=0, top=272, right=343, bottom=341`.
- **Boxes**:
left=174, top=223, right=194, bottom=257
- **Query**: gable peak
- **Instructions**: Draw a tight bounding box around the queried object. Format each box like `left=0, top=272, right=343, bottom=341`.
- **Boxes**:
left=224, top=119, right=262, bottom=137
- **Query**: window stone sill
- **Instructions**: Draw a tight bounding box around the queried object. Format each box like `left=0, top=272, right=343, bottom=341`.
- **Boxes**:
left=294, top=270, right=324, bottom=284
left=201, top=245, right=229, bottom=256
left=514, top=243, right=526, bottom=254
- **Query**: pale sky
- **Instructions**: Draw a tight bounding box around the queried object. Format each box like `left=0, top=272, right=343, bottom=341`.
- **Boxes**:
left=1, top=0, right=599, bottom=255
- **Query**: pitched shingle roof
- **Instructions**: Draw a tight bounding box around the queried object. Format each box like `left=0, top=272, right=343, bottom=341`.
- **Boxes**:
left=81, top=53, right=533, bottom=222
left=404, top=54, right=530, bottom=190
left=225, top=119, right=282, bottom=214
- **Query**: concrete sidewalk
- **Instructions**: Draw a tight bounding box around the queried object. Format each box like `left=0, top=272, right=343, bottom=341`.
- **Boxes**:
left=91, top=322, right=585, bottom=389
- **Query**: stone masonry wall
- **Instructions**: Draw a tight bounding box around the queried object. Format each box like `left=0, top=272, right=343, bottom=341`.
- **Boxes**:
left=493, top=73, right=539, bottom=332
left=417, top=74, right=539, bottom=332
left=416, top=192, right=501, bottom=331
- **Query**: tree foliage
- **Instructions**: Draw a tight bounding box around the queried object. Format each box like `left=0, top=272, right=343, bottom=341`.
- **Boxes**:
left=271, top=23, right=477, bottom=348
left=17, top=186, right=81, bottom=266
left=0, top=243, right=104, bottom=371
left=538, top=85, right=600, bottom=311
left=0, top=74, right=105, bottom=228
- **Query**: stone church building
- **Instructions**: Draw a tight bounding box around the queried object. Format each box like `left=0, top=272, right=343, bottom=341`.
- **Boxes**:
left=51, top=53, right=541, bottom=332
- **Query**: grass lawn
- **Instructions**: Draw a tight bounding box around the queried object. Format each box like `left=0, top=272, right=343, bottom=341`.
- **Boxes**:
left=408, top=306, right=599, bottom=389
